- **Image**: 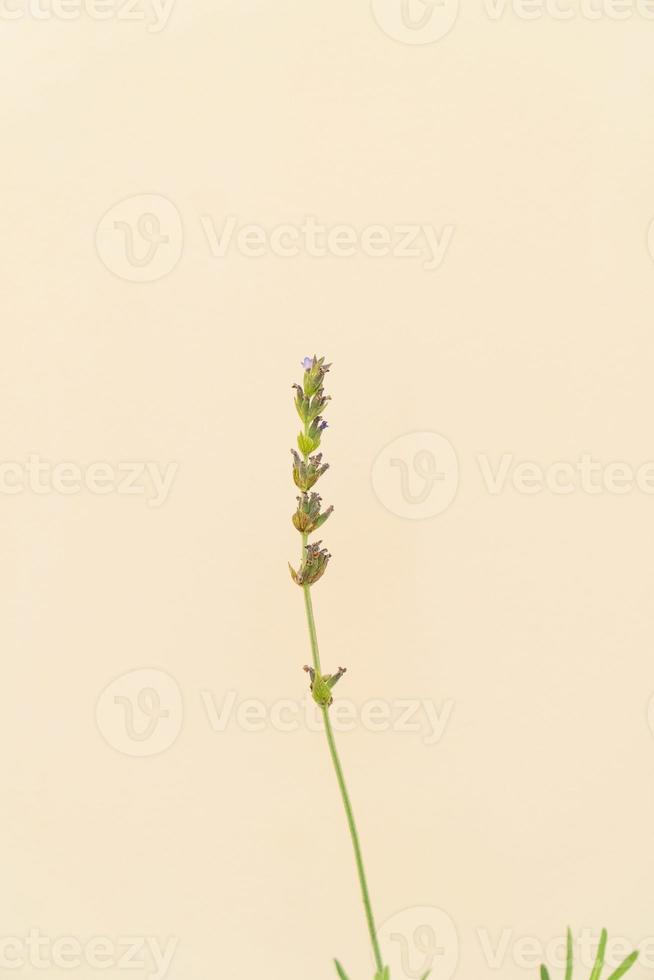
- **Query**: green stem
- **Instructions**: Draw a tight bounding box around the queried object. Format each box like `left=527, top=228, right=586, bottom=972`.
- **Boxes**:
left=302, top=534, right=321, bottom=674
left=302, top=577, right=384, bottom=975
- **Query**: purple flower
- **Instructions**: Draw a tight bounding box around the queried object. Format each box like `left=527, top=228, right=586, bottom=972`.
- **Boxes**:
left=302, top=356, right=313, bottom=371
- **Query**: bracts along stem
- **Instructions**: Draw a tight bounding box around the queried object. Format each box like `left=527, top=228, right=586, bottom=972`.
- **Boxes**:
left=289, top=356, right=385, bottom=975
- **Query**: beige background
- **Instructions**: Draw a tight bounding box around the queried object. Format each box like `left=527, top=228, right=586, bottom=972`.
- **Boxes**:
left=2, top=2, right=654, bottom=979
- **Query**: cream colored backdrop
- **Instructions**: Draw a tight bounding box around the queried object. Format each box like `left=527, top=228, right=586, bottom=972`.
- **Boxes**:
left=2, top=2, right=654, bottom=979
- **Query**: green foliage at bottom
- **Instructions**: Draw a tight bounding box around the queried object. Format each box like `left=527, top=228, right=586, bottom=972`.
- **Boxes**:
left=541, top=929, right=638, bottom=980
left=335, top=927, right=638, bottom=980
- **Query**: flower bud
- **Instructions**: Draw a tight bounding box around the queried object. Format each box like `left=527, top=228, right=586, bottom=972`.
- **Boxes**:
left=292, top=492, right=334, bottom=534
left=293, top=382, right=330, bottom=425
left=289, top=540, right=331, bottom=586
left=292, top=383, right=310, bottom=423
left=289, top=357, right=333, bottom=588
left=311, top=672, right=333, bottom=707
left=296, top=417, right=328, bottom=455
left=302, top=355, right=331, bottom=398
left=303, top=664, right=347, bottom=707
left=291, top=450, right=329, bottom=491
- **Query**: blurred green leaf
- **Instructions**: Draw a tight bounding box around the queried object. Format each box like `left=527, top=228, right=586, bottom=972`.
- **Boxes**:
left=334, top=959, right=350, bottom=980
left=589, top=929, right=608, bottom=980
left=605, top=950, right=639, bottom=980
left=565, top=927, right=573, bottom=980
left=538, top=927, right=637, bottom=980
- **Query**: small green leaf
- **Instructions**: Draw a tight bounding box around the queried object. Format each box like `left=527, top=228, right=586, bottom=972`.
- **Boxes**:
left=541, top=966, right=552, bottom=980
left=311, top=672, right=333, bottom=707
left=421, top=972, right=431, bottom=980
left=605, top=950, right=639, bottom=980
left=589, top=929, right=608, bottom=980
left=334, top=959, right=350, bottom=980
left=565, top=927, right=573, bottom=980
left=297, top=432, right=316, bottom=455
left=374, top=969, right=390, bottom=980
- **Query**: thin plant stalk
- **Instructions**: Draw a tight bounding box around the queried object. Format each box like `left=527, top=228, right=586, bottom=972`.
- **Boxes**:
left=301, top=567, right=384, bottom=974
left=289, top=362, right=643, bottom=980
left=289, top=356, right=385, bottom=976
